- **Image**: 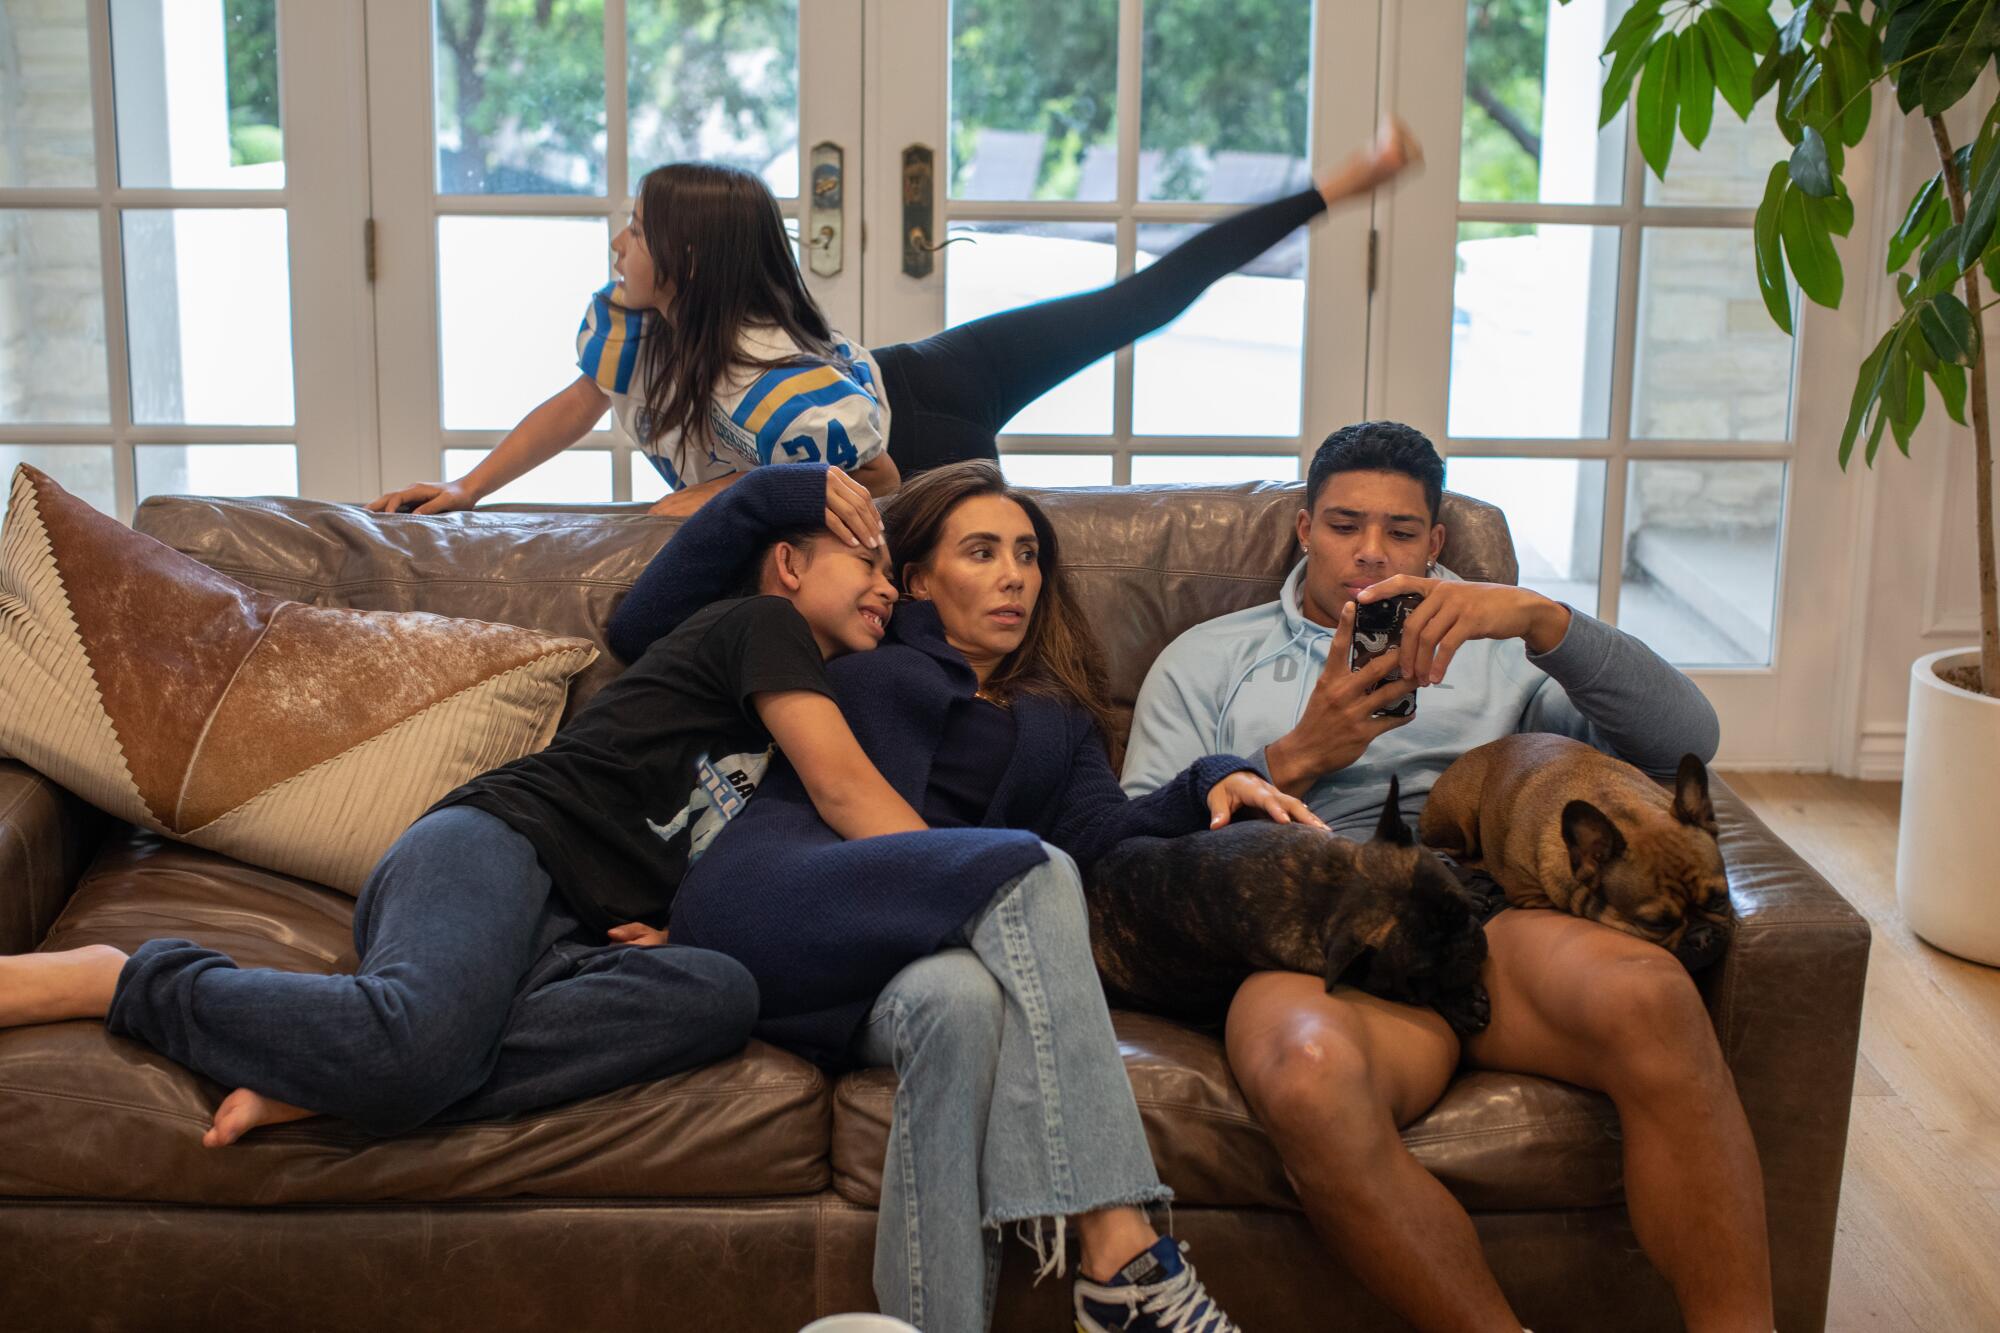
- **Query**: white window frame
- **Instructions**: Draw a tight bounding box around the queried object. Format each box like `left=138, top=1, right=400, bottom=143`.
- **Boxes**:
left=0, top=0, right=374, bottom=521
left=365, top=0, right=864, bottom=505
left=863, top=0, right=1381, bottom=484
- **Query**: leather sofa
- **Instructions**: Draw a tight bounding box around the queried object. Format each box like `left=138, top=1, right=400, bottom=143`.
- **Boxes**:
left=0, top=483, right=1871, bottom=1331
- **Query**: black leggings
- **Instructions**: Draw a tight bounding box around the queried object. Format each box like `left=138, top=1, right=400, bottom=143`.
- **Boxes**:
left=872, top=186, right=1329, bottom=477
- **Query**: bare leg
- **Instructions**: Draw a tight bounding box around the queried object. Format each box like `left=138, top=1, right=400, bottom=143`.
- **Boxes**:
left=203, top=1088, right=316, bottom=1148
left=0, top=945, right=126, bottom=1026
left=1075, top=1205, right=1161, bottom=1282
left=1227, top=972, right=1522, bottom=1332
left=1465, top=911, right=1773, bottom=1333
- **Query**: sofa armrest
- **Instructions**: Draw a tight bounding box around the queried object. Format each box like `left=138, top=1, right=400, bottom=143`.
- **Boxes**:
left=1705, top=777, right=1872, bottom=1332
left=0, top=761, right=106, bottom=954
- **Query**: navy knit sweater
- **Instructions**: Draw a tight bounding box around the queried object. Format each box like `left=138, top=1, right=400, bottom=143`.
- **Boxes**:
left=610, top=465, right=1251, bottom=1067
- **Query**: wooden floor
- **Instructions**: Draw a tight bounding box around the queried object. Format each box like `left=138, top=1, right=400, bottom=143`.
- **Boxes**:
left=1721, top=773, right=2000, bottom=1332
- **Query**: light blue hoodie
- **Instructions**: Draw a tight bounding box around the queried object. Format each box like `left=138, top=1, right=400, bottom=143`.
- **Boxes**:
left=1120, top=561, right=1720, bottom=840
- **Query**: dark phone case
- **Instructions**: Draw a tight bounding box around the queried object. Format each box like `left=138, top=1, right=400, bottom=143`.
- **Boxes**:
left=1350, top=594, right=1421, bottom=718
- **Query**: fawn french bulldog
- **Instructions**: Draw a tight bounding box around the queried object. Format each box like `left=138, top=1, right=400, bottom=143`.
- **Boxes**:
left=1418, top=733, right=1733, bottom=971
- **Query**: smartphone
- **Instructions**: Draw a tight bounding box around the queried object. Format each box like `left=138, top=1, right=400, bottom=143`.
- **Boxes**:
left=1350, top=593, right=1422, bottom=718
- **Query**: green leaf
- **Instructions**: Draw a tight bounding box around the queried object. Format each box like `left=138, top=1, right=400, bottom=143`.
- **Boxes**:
left=1752, top=44, right=1789, bottom=103
left=1919, top=222, right=1965, bottom=297
left=1790, top=126, right=1834, bottom=196
left=1824, top=189, right=1856, bottom=238
left=1788, top=50, right=1830, bottom=122
left=1714, top=0, right=1780, bottom=49
left=1635, top=31, right=1678, bottom=178
left=1702, top=12, right=1759, bottom=119
left=1889, top=345, right=1925, bottom=456
left=1777, top=4, right=1811, bottom=56
left=1782, top=185, right=1844, bottom=307
left=1756, top=163, right=1794, bottom=334
left=1602, top=0, right=1666, bottom=56
left=1920, top=0, right=2000, bottom=117
left=1678, top=23, right=1715, bottom=148
left=1960, top=148, right=2000, bottom=269
left=1831, top=14, right=1877, bottom=145
left=1840, top=327, right=1896, bottom=469
left=1919, top=290, right=1979, bottom=364
left=1934, top=359, right=1969, bottom=425
left=1894, top=1, right=1962, bottom=114
left=1599, top=16, right=1664, bottom=127
left=1889, top=174, right=1943, bottom=271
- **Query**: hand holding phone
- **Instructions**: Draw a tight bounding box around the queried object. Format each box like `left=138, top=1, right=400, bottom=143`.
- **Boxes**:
left=1350, top=593, right=1423, bottom=718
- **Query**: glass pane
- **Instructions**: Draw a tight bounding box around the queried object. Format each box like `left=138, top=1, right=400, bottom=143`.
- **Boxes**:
left=434, top=0, right=604, bottom=195
left=1140, top=0, right=1310, bottom=203
left=123, top=209, right=293, bottom=425
left=1621, top=460, right=1785, bottom=667
left=0, top=0, right=96, bottom=187
left=135, top=444, right=297, bottom=499
left=999, top=453, right=1112, bottom=488
left=1133, top=222, right=1302, bottom=436
left=1443, top=456, right=1606, bottom=613
left=1460, top=0, right=1626, bottom=205
left=628, top=0, right=798, bottom=196
left=945, top=222, right=1114, bottom=434
left=1, top=445, right=116, bottom=513
left=113, top=0, right=284, bottom=189
left=1448, top=222, right=1618, bottom=439
left=631, top=450, right=670, bottom=503
left=444, top=447, right=612, bottom=503
left=1131, top=454, right=1297, bottom=485
left=1634, top=228, right=1794, bottom=441
left=438, top=216, right=610, bottom=431
left=0, top=211, right=109, bottom=424
left=1645, top=89, right=1792, bottom=208
left=949, top=0, right=1117, bottom=201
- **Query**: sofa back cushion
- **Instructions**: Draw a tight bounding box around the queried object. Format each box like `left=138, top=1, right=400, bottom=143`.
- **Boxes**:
left=134, top=483, right=1517, bottom=757
left=0, top=466, right=597, bottom=894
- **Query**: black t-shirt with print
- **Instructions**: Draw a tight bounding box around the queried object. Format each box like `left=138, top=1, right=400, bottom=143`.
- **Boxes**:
left=431, top=596, right=831, bottom=934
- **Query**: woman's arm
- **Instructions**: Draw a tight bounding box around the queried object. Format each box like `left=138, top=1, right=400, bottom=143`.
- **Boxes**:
left=369, top=374, right=608, bottom=514
left=754, top=690, right=927, bottom=839
left=1044, top=722, right=1299, bottom=869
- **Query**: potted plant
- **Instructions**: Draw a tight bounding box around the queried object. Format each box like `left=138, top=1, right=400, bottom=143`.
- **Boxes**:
left=1577, top=0, right=1999, bottom=963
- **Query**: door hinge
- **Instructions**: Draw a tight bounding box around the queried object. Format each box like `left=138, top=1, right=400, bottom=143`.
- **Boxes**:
left=364, top=217, right=377, bottom=284
left=1367, top=228, right=1378, bottom=296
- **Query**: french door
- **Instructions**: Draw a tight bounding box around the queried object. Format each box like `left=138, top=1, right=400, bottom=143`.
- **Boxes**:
left=0, top=0, right=373, bottom=519
left=366, top=0, right=864, bottom=506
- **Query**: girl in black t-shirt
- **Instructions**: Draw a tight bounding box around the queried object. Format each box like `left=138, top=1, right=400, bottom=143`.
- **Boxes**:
left=0, top=468, right=933, bottom=1149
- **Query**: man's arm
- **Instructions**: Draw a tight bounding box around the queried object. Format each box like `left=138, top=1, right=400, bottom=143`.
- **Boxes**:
left=753, top=690, right=928, bottom=839
left=1520, top=608, right=1720, bottom=775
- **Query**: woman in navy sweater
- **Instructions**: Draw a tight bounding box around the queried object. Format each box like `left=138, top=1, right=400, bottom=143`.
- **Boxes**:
left=609, top=463, right=1317, bottom=1333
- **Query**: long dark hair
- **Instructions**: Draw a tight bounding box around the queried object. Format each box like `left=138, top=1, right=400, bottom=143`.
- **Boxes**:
left=882, top=462, right=1116, bottom=741
left=632, top=163, right=849, bottom=470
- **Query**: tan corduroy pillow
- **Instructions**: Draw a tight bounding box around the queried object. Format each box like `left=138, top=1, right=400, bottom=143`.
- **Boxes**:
left=0, top=465, right=598, bottom=894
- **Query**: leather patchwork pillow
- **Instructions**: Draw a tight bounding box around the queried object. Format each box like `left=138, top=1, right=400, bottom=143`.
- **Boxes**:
left=0, top=465, right=598, bottom=894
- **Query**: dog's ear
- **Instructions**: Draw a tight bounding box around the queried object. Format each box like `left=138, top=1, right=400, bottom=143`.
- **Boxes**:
left=1671, top=754, right=1718, bottom=835
left=1561, top=800, right=1626, bottom=884
left=1372, top=774, right=1414, bottom=846
left=1323, top=933, right=1375, bottom=990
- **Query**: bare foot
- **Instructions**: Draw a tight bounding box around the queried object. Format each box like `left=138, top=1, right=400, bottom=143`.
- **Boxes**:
left=0, top=944, right=127, bottom=1026
left=1318, top=116, right=1425, bottom=205
left=203, top=1087, right=316, bottom=1148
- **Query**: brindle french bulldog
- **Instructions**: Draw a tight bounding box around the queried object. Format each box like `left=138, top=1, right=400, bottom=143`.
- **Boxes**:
left=1417, top=733, right=1733, bottom=971
left=1086, top=778, right=1493, bottom=1036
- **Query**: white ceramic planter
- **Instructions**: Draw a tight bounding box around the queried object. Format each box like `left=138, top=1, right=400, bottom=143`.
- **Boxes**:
left=1897, top=647, right=2000, bottom=967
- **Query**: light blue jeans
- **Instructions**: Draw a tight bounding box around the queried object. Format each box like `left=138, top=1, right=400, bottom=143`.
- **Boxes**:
left=854, top=843, right=1170, bottom=1332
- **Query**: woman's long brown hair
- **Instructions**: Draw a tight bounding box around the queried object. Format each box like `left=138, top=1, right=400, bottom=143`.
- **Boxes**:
left=632, top=162, right=850, bottom=473
left=882, top=461, right=1116, bottom=743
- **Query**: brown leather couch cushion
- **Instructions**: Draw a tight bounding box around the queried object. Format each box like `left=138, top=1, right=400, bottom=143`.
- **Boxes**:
left=134, top=484, right=1518, bottom=755
left=1, top=829, right=832, bottom=1205
left=830, top=1010, right=1622, bottom=1214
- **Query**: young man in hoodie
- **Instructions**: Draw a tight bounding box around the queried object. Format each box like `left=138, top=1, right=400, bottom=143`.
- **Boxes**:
left=1120, top=421, right=1774, bottom=1333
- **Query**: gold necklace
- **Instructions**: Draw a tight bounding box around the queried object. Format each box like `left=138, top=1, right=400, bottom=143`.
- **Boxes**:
left=974, top=686, right=1010, bottom=709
